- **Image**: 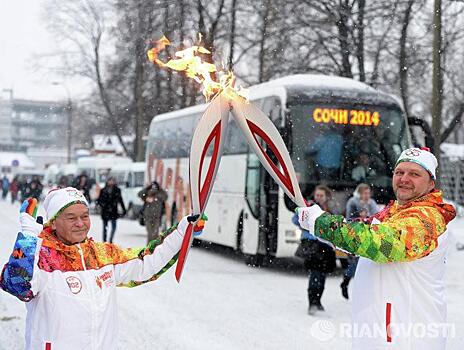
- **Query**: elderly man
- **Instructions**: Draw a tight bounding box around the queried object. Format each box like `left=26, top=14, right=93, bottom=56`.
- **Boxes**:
left=0, top=187, right=205, bottom=349
left=297, top=148, right=456, bottom=349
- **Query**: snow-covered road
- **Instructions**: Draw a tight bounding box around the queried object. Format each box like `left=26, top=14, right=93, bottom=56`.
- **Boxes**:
left=0, top=200, right=463, bottom=349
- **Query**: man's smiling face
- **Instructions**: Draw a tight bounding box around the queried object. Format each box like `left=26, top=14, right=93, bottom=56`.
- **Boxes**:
left=392, top=162, right=435, bottom=205
left=51, top=204, right=91, bottom=245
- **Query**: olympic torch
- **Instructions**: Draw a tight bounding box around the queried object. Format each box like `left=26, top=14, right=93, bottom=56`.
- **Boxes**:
left=175, top=93, right=230, bottom=281
left=147, top=36, right=306, bottom=282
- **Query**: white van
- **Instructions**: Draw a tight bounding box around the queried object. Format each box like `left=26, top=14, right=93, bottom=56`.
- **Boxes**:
left=109, top=162, right=146, bottom=219
left=76, top=156, right=133, bottom=201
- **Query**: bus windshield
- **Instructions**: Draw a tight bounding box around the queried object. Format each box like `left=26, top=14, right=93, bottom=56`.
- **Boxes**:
left=288, top=103, right=409, bottom=202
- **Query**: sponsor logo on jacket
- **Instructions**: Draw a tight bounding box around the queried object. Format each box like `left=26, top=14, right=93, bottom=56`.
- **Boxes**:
left=66, top=276, right=82, bottom=294
left=96, top=270, right=114, bottom=289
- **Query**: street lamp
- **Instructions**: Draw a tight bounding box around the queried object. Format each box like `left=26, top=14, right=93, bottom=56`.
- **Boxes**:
left=52, top=82, right=72, bottom=163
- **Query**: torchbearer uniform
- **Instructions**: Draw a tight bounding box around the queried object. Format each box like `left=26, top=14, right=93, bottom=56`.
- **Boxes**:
left=0, top=188, right=200, bottom=350
left=297, top=148, right=457, bottom=349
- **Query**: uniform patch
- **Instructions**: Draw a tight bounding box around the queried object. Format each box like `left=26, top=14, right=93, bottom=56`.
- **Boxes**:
left=96, top=270, right=114, bottom=289
left=66, top=276, right=82, bottom=294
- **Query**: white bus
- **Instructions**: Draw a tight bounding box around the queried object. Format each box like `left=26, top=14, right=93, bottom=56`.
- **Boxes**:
left=146, top=74, right=426, bottom=265
left=109, top=162, right=146, bottom=219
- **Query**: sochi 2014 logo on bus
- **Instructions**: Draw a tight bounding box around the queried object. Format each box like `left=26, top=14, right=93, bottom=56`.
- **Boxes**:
left=405, top=149, right=421, bottom=157
left=66, top=276, right=82, bottom=294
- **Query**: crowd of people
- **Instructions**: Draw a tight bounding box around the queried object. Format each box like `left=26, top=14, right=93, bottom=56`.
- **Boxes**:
left=1, top=172, right=169, bottom=244
left=1, top=174, right=43, bottom=204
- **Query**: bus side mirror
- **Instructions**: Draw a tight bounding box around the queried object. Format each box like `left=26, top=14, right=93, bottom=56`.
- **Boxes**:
left=407, top=117, right=434, bottom=152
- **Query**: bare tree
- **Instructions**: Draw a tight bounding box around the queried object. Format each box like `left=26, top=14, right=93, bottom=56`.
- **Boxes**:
left=45, top=0, right=131, bottom=156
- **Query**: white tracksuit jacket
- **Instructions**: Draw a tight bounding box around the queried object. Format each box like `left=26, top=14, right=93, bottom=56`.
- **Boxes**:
left=1, top=222, right=186, bottom=350
left=352, top=229, right=450, bottom=349
left=311, top=190, right=456, bottom=350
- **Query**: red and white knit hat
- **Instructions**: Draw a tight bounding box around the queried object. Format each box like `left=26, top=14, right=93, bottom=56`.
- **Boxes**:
left=395, top=147, right=438, bottom=179
left=43, top=187, right=89, bottom=222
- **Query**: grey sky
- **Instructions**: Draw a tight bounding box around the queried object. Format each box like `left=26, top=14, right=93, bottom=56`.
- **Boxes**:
left=0, top=0, right=85, bottom=101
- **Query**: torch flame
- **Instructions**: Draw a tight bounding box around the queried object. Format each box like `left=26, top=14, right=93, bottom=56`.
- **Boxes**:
left=147, top=36, right=247, bottom=101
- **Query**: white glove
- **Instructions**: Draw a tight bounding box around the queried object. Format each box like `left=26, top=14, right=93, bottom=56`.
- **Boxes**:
left=175, top=214, right=207, bottom=237
left=19, top=199, right=43, bottom=236
left=176, top=216, right=191, bottom=237
left=296, top=204, right=325, bottom=233
left=20, top=213, right=43, bottom=236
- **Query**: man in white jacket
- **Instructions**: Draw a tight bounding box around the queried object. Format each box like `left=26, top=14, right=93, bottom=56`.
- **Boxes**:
left=0, top=187, right=205, bottom=350
left=297, top=148, right=456, bottom=349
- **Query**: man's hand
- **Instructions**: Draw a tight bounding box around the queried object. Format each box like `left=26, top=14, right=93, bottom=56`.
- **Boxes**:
left=20, top=198, right=43, bottom=236
left=296, top=204, right=325, bottom=233
left=177, top=214, right=208, bottom=237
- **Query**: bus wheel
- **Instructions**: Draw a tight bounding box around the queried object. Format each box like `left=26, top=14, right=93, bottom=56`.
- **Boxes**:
left=245, top=254, right=264, bottom=267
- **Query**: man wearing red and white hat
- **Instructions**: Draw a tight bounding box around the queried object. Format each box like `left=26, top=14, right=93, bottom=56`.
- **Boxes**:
left=297, top=148, right=456, bottom=349
left=0, top=187, right=206, bottom=349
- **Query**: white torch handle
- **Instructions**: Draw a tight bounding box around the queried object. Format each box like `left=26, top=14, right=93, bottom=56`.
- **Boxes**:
left=189, top=93, right=230, bottom=214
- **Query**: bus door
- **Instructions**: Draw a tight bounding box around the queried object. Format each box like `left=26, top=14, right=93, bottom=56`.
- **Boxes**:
left=260, top=97, right=283, bottom=256
left=242, top=97, right=282, bottom=258
left=243, top=151, right=278, bottom=258
left=242, top=152, right=261, bottom=256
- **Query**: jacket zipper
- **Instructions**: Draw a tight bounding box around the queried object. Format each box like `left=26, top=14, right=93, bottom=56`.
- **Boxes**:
left=77, top=244, right=97, bottom=350
left=76, top=244, right=87, bottom=271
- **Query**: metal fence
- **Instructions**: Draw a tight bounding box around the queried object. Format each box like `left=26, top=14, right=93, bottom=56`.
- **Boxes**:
left=440, top=157, right=464, bottom=207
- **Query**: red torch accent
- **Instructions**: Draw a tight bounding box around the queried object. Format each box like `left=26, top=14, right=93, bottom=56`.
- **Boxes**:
left=175, top=121, right=222, bottom=282
left=175, top=224, right=194, bottom=281
left=386, top=302, right=392, bottom=343
left=198, top=121, right=222, bottom=212
left=246, top=119, right=295, bottom=197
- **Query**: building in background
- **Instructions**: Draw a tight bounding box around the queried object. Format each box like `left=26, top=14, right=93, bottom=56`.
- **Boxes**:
left=0, top=92, right=69, bottom=169
left=92, top=134, right=135, bottom=156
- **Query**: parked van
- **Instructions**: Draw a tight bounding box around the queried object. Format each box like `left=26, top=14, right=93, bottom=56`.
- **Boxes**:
left=76, top=156, right=133, bottom=201
left=109, top=162, right=146, bottom=219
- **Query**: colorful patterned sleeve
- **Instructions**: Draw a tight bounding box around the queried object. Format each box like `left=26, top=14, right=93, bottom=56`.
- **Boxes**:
left=314, top=208, right=445, bottom=263
left=112, top=224, right=182, bottom=287
left=0, top=232, right=41, bottom=301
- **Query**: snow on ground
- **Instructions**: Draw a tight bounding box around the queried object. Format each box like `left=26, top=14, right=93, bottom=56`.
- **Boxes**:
left=0, top=199, right=463, bottom=349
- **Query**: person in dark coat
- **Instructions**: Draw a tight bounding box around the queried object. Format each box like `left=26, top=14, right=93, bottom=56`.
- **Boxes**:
left=293, top=184, right=336, bottom=315
left=97, top=177, right=126, bottom=243
left=73, top=172, right=92, bottom=203
left=138, top=181, right=168, bottom=244
left=2, top=175, right=10, bottom=200
left=29, top=176, right=43, bottom=200
left=22, top=176, right=43, bottom=202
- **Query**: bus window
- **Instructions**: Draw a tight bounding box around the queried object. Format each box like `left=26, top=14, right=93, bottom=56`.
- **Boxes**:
left=134, top=171, right=145, bottom=187
left=261, top=97, right=282, bottom=126
left=111, top=171, right=126, bottom=186
left=288, top=103, right=408, bottom=202
left=223, top=117, right=248, bottom=155
left=245, top=152, right=261, bottom=218
left=149, top=114, right=197, bottom=159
